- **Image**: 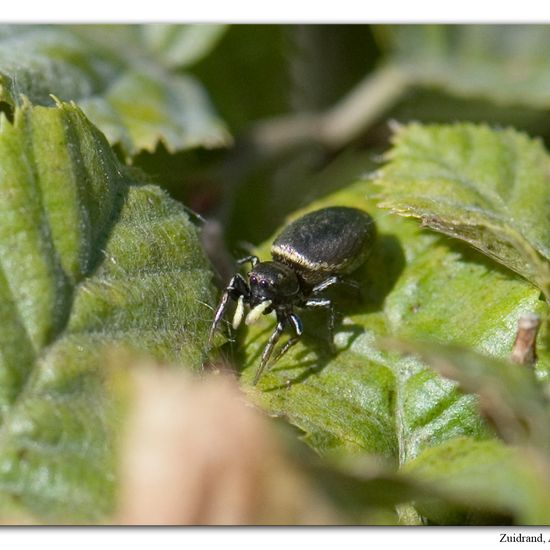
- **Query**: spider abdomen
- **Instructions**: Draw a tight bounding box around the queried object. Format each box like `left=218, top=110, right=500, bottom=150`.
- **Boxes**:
left=271, top=206, right=376, bottom=284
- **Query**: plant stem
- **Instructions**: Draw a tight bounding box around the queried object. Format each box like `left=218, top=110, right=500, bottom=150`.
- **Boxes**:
left=248, top=63, right=409, bottom=154
left=320, top=63, right=409, bottom=148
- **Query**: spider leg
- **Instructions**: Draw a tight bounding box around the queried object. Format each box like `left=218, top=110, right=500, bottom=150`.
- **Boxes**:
left=311, top=275, right=360, bottom=295
left=253, top=317, right=286, bottom=385
left=311, top=276, right=339, bottom=294
left=237, top=255, right=260, bottom=267
left=208, top=273, right=249, bottom=346
left=311, top=276, right=362, bottom=305
left=305, top=297, right=335, bottom=352
left=271, top=313, right=303, bottom=365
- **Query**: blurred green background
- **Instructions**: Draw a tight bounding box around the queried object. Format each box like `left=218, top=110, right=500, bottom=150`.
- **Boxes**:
left=128, top=25, right=550, bottom=260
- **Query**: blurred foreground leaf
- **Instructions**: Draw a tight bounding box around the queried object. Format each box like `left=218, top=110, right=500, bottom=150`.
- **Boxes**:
left=376, top=123, right=550, bottom=300
left=114, top=367, right=465, bottom=526
left=0, top=25, right=230, bottom=158
left=116, top=369, right=339, bottom=525
left=404, top=437, right=550, bottom=525
left=0, top=100, right=216, bottom=522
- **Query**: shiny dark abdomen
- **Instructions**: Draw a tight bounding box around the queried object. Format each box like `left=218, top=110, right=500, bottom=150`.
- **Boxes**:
left=271, top=207, right=376, bottom=285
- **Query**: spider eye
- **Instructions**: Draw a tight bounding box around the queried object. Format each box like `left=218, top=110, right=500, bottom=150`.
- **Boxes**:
left=249, top=275, right=257, bottom=285
left=260, top=279, right=268, bottom=288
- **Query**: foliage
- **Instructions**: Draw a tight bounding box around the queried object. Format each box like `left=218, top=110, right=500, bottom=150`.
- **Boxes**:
left=0, top=25, right=230, bottom=158
left=0, top=98, right=215, bottom=522
left=376, top=123, right=550, bottom=301
left=379, top=25, right=550, bottom=108
left=2, top=23, right=550, bottom=526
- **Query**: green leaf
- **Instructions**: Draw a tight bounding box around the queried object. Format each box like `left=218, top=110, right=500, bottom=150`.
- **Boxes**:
left=380, top=25, right=550, bottom=109
left=237, top=180, right=547, bottom=463
left=384, top=340, right=550, bottom=449
left=0, top=25, right=230, bottom=158
left=141, top=24, right=227, bottom=69
left=0, top=100, right=216, bottom=522
left=403, top=437, right=550, bottom=525
left=376, top=123, right=550, bottom=301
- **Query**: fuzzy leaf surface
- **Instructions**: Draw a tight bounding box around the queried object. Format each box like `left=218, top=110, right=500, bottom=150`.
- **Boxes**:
left=376, top=123, right=550, bottom=300
left=0, top=101, right=216, bottom=522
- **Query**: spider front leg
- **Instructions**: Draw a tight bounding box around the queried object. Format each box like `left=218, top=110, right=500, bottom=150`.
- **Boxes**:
left=237, top=255, right=259, bottom=267
left=208, top=273, right=250, bottom=346
left=270, top=313, right=303, bottom=365
left=305, top=297, right=336, bottom=352
left=253, top=315, right=286, bottom=385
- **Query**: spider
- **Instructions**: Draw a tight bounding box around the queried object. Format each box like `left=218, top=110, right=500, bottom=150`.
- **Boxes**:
left=208, top=206, right=376, bottom=384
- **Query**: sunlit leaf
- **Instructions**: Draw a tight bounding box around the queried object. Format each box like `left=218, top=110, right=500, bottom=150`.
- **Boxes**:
left=235, top=181, right=547, bottom=463
left=376, top=123, right=550, bottom=301
left=384, top=339, right=550, bottom=449
left=0, top=25, right=230, bottom=158
left=0, top=100, right=216, bottom=522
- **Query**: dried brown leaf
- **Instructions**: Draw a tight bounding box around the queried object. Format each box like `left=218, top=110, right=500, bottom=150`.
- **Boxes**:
left=116, top=367, right=337, bottom=525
